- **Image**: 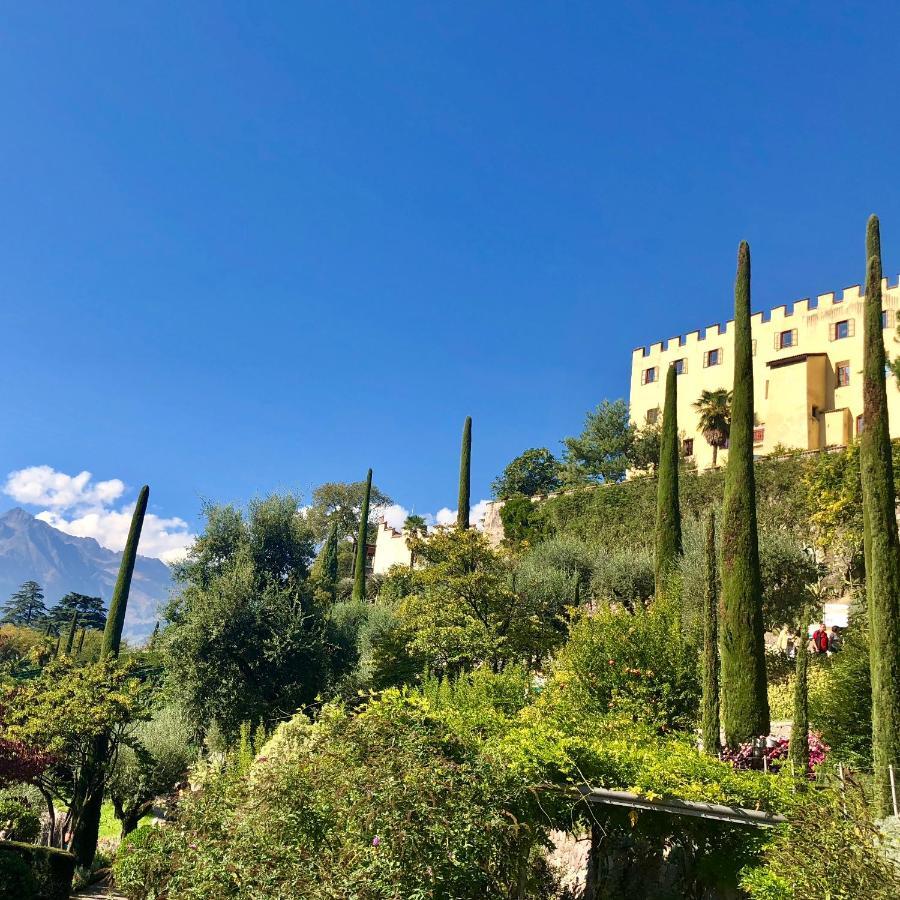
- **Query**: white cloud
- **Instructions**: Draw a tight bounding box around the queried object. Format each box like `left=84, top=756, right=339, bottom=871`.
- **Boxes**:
left=376, top=499, right=492, bottom=532
left=4, top=465, right=125, bottom=510
left=375, top=503, right=412, bottom=532
left=5, top=465, right=195, bottom=564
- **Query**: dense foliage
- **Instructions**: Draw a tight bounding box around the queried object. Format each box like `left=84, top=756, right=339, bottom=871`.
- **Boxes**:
left=164, top=495, right=329, bottom=737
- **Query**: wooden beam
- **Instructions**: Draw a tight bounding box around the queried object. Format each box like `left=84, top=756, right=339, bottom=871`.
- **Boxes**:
left=575, top=785, right=786, bottom=828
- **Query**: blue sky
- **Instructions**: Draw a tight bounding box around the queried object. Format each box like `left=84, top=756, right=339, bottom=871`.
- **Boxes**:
left=3, top=2, right=900, bottom=557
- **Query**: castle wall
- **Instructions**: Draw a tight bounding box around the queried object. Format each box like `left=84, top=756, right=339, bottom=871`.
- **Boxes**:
left=629, top=278, right=900, bottom=469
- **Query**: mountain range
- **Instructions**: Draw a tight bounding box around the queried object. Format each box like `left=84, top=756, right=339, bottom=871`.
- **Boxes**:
left=0, top=507, right=174, bottom=643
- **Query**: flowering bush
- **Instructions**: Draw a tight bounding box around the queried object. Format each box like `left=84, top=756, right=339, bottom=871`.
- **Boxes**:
left=721, top=733, right=829, bottom=776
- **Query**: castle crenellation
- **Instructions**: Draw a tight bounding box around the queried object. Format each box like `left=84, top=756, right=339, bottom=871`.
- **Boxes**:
left=633, top=275, right=900, bottom=358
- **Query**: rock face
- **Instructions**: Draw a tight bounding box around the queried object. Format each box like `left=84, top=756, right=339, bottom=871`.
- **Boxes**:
left=0, top=507, right=172, bottom=643
left=480, top=500, right=505, bottom=547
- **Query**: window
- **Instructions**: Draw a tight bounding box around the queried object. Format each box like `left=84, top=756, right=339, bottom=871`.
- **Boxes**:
left=646, top=407, right=659, bottom=425
left=884, top=310, right=893, bottom=329
left=673, top=358, right=687, bottom=375
left=856, top=415, right=865, bottom=436
left=836, top=361, right=850, bottom=387
left=777, top=328, right=797, bottom=350
left=830, top=319, right=854, bottom=340
left=703, top=348, right=722, bottom=367
left=682, top=438, right=694, bottom=457
left=641, top=366, right=659, bottom=385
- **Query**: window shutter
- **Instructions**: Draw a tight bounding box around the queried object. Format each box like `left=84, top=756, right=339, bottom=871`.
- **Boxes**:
left=641, top=369, right=647, bottom=385
left=654, top=367, right=659, bottom=382
left=829, top=323, right=836, bottom=341
left=848, top=319, right=856, bottom=337
left=752, top=339, right=757, bottom=356
left=703, top=351, right=709, bottom=368
left=718, top=347, right=724, bottom=365
left=792, top=328, right=798, bottom=347
left=774, top=332, right=781, bottom=350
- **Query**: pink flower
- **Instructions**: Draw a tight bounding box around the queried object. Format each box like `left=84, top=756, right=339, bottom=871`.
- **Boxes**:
left=372, top=836, right=381, bottom=847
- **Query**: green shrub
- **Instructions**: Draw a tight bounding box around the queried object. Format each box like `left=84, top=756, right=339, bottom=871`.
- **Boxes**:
left=741, top=780, right=900, bottom=899
left=809, top=629, right=872, bottom=768
left=766, top=656, right=828, bottom=721
left=0, top=847, right=38, bottom=899
left=111, top=693, right=553, bottom=899
left=0, top=841, right=75, bottom=900
left=0, top=795, right=40, bottom=843
left=542, top=600, right=699, bottom=731
left=113, top=825, right=175, bottom=900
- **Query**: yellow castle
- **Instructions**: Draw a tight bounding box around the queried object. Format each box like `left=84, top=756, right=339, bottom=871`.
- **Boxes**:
left=630, top=276, right=900, bottom=470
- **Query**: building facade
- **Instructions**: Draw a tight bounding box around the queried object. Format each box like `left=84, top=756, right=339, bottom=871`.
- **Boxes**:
left=629, top=277, right=900, bottom=470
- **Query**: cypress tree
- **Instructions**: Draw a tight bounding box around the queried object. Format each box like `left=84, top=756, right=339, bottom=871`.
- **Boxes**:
left=76, top=627, right=86, bottom=655
left=701, top=511, right=720, bottom=756
left=457, top=416, right=472, bottom=530
left=43, top=619, right=53, bottom=637
left=859, top=214, right=900, bottom=816
left=73, top=485, right=149, bottom=867
left=655, top=364, right=682, bottom=595
left=63, top=611, right=78, bottom=656
left=101, top=485, right=149, bottom=660
left=720, top=241, right=770, bottom=746
left=52, top=634, right=61, bottom=658
left=788, top=636, right=809, bottom=779
left=321, top=523, right=340, bottom=602
left=351, top=470, right=372, bottom=603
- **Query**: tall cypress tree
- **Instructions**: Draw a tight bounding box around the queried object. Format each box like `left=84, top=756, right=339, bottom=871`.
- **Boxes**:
left=701, top=511, right=720, bottom=756
left=63, top=611, right=78, bottom=656
left=859, top=214, right=900, bottom=816
left=788, top=635, right=809, bottom=779
left=321, top=523, right=340, bottom=602
left=720, top=241, right=770, bottom=746
left=76, top=628, right=86, bottom=655
left=457, top=416, right=472, bottom=530
left=101, top=485, right=150, bottom=660
left=73, top=485, right=149, bottom=866
left=655, top=364, right=682, bottom=595
left=351, top=470, right=372, bottom=603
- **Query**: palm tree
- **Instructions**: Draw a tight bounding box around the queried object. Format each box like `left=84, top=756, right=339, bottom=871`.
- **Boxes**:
left=404, top=514, right=427, bottom=568
left=693, top=388, right=732, bottom=467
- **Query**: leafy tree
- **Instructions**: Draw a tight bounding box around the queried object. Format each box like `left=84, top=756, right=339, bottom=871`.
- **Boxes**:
left=590, top=546, right=655, bottom=611
left=108, top=705, right=195, bottom=837
left=859, top=214, right=900, bottom=815
left=165, top=494, right=328, bottom=737
left=693, top=388, right=731, bottom=468
left=491, top=448, right=561, bottom=499
left=1, top=582, right=47, bottom=627
left=458, top=416, right=472, bottom=529
left=631, top=422, right=662, bottom=473
left=305, top=479, right=392, bottom=544
left=563, top=399, right=634, bottom=483
left=1, top=657, right=151, bottom=850
left=387, top=528, right=542, bottom=675
left=720, top=241, right=769, bottom=746
left=403, top=514, right=427, bottom=568
left=49, top=593, right=106, bottom=633
left=498, top=495, right=547, bottom=546
left=655, top=364, right=682, bottom=595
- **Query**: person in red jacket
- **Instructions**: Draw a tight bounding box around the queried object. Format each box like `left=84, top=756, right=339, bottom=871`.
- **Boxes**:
left=812, top=623, right=830, bottom=654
